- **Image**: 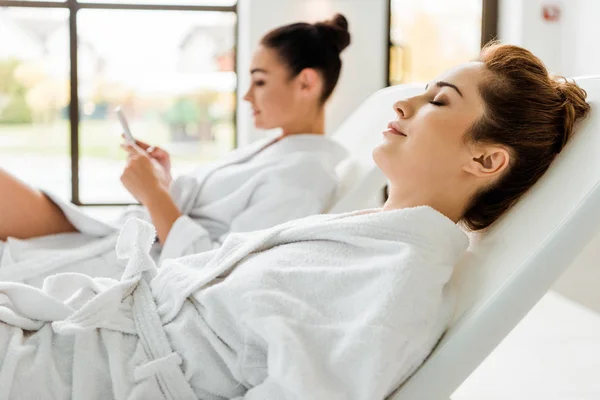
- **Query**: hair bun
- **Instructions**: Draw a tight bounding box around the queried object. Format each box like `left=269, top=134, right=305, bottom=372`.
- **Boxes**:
left=314, top=13, right=351, bottom=54
left=553, top=77, right=590, bottom=153
left=328, top=13, right=349, bottom=31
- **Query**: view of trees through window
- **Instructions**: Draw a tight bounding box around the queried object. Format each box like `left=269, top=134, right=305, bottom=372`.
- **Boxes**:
left=0, top=2, right=237, bottom=204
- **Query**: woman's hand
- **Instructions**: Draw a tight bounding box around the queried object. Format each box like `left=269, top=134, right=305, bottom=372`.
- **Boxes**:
left=120, top=139, right=182, bottom=243
left=120, top=145, right=171, bottom=205
left=121, top=138, right=172, bottom=184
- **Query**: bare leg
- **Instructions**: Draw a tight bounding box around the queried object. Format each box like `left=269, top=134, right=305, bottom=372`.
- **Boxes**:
left=0, top=168, right=76, bottom=241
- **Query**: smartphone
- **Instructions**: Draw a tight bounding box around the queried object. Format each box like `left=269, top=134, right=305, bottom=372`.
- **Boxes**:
left=115, top=107, right=136, bottom=145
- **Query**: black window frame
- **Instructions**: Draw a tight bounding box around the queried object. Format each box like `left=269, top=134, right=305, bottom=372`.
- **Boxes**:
left=0, top=0, right=238, bottom=206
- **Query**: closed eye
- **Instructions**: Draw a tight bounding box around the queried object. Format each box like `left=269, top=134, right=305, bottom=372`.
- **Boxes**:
left=429, top=100, right=445, bottom=106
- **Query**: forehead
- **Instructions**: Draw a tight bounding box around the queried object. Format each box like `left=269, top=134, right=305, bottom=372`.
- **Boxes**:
left=250, top=45, right=287, bottom=72
left=436, top=61, right=485, bottom=83
left=434, top=61, right=486, bottom=106
left=437, top=61, right=484, bottom=89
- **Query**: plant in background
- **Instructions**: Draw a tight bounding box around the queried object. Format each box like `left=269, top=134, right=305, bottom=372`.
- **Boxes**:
left=0, top=59, right=32, bottom=124
left=164, top=97, right=201, bottom=142
left=164, top=91, right=220, bottom=143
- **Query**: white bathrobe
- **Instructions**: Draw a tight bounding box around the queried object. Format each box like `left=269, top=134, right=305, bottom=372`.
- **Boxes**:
left=0, top=206, right=468, bottom=400
left=0, top=134, right=347, bottom=286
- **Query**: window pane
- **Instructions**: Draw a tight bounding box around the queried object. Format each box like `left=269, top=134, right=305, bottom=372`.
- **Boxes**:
left=389, top=0, right=482, bottom=84
left=0, top=7, right=71, bottom=199
left=80, top=0, right=236, bottom=5
left=77, top=9, right=236, bottom=204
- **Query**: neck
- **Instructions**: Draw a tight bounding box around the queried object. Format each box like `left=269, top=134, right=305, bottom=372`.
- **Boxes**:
left=382, top=183, right=469, bottom=224
left=281, top=107, right=325, bottom=137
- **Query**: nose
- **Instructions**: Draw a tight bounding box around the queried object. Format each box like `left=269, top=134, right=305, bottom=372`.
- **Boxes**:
left=243, top=87, right=252, bottom=102
left=393, top=98, right=413, bottom=119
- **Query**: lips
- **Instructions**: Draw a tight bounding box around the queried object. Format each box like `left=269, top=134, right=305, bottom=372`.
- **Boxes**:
left=384, top=121, right=406, bottom=136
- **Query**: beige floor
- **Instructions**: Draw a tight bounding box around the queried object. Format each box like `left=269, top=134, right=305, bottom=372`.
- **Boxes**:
left=453, top=291, right=600, bottom=400
left=453, top=232, right=600, bottom=400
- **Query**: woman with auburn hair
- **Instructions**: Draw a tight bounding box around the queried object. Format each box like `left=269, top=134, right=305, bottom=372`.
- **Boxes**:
left=0, top=43, right=590, bottom=399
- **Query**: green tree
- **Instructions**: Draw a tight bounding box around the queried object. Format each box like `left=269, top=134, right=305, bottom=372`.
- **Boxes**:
left=0, top=59, right=32, bottom=124
left=164, top=97, right=201, bottom=142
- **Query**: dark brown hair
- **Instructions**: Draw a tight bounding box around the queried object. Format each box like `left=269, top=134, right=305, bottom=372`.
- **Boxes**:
left=462, top=43, right=591, bottom=231
left=260, top=13, right=351, bottom=103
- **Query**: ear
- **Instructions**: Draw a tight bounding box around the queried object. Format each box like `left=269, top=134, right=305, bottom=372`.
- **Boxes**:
left=296, top=68, right=321, bottom=96
left=463, top=145, right=511, bottom=179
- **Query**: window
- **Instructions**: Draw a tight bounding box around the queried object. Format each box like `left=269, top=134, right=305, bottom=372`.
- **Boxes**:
left=0, top=0, right=237, bottom=205
left=388, top=0, right=497, bottom=85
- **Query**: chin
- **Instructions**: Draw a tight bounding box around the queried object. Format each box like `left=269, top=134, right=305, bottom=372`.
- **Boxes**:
left=253, top=119, right=276, bottom=130
left=372, top=144, right=396, bottom=182
left=372, top=145, right=385, bottom=171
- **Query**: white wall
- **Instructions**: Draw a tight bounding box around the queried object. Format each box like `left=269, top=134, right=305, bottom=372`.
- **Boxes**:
left=497, top=0, right=522, bottom=45
left=498, top=0, right=600, bottom=77
left=561, top=0, right=600, bottom=77
left=236, top=0, right=388, bottom=145
left=498, top=0, right=563, bottom=73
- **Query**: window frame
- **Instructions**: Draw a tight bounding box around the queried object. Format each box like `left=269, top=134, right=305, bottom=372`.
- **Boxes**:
left=0, top=0, right=238, bottom=206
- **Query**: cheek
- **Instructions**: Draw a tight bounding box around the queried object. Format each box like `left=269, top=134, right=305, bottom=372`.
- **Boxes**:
left=411, top=132, right=469, bottom=184
left=412, top=113, right=469, bottom=159
left=258, top=87, right=290, bottom=113
left=374, top=130, right=464, bottom=184
left=375, top=110, right=478, bottom=183
left=261, top=91, right=296, bottom=123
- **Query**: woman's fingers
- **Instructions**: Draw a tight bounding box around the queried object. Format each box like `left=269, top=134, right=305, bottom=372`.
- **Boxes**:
left=148, top=147, right=170, bottom=164
left=121, top=143, right=148, bottom=158
left=120, top=143, right=135, bottom=155
left=120, top=133, right=152, bottom=150
left=134, top=139, right=152, bottom=150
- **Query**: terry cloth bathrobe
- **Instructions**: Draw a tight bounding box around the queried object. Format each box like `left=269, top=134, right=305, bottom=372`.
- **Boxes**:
left=0, top=206, right=468, bottom=400
left=0, top=134, right=347, bottom=286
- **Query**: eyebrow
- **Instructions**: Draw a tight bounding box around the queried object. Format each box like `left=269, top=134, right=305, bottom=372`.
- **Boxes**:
left=250, top=68, right=268, bottom=74
left=425, top=81, right=463, bottom=97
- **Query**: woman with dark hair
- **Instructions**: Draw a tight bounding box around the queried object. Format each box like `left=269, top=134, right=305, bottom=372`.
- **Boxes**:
left=0, top=43, right=590, bottom=399
left=0, top=14, right=351, bottom=281
left=244, top=13, right=350, bottom=135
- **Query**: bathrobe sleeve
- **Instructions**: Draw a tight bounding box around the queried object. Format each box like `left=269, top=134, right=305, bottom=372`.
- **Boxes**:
left=159, top=182, right=326, bottom=261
